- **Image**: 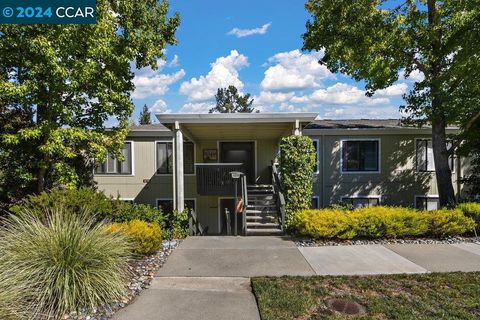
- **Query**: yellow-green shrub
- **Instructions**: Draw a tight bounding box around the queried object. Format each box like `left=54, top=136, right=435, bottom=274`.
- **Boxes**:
left=291, top=209, right=349, bottom=238
left=291, top=206, right=472, bottom=239
left=107, top=220, right=162, bottom=255
left=457, top=202, right=480, bottom=227
left=427, top=208, right=475, bottom=237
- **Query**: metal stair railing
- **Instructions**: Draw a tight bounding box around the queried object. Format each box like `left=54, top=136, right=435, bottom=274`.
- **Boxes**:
left=271, top=160, right=286, bottom=232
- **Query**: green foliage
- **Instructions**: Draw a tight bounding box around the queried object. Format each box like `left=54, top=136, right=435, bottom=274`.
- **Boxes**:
left=428, top=208, right=475, bottom=237
left=0, top=0, right=180, bottom=195
left=209, top=85, right=256, bottom=113
left=457, top=202, right=480, bottom=227
left=280, top=135, right=317, bottom=224
left=107, top=220, right=162, bottom=255
left=164, top=209, right=189, bottom=239
left=138, top=104, right=152, bottom=125
left=10, top=188, right=163, bottom=225
left=0, top=207, right=130, bottom=319
left=303, top=0, right=480, bottom=206
left=291, top=206, right=473, bottom=239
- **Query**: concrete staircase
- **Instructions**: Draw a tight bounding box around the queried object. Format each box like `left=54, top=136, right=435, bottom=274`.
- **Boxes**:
left=245, top=185, right=283, bottom=235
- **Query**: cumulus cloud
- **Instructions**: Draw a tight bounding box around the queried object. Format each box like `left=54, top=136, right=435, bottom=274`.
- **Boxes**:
left=227, top=23, right=271, bottom=38
left=399, top=69, right=425, bottom=83
left=149, top=99, right=172, bottom=114
left=323, top=105, right=400, bottom=119
left=178, top=102, right=215, bottom=113
left=375, top=83, right=408, bottom=97
left=179, top=50, right=248, bottom=102
left=132, top=59, right=185, bottom=99
left=260, top=49, right=333, bottom=91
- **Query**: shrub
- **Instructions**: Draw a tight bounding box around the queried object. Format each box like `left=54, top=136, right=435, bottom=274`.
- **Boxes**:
left=10, top=188, right=163, bottom=225
left=163, top=209, right=189, bottom=239
left=291, top=206, right=472, bottom=239
left=280, top=135, right=317, bottom=225
left=427, top=208, right=475, bottom=237
left=107, top=220, right=163, bottom=255
left=291, top=209, right=349, bottom=238
left=457, top=202, right=480, bottom=227
left=0, top=207, right=130, bottom=319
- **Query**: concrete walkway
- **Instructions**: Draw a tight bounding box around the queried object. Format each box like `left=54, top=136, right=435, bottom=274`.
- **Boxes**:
left=114, top=237, right=480, bottom=320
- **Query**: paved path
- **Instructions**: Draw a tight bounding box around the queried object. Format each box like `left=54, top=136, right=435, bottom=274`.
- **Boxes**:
left=114, top=237, right=480, bottom=320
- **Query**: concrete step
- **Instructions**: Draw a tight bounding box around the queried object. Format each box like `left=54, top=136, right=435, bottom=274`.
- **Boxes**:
left=246, top=209, right=278, bottom=215
left=246, top=222, right=281, bottom=228
left=247, top=204, right=277, bottom=209
left=246, top=228, right=283, bottom=236
left=246, top=215, right=278, bottom=221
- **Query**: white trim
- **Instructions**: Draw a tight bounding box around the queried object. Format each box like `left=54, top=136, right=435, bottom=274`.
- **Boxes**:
left=156, top=112, right=318, bottom=124
left=94, top=140, right=135, bottom=176
left=414, top=138, right=455, bottom=174
left=312, top=196, right=320, bottom=209
left=313, top=139, right=320, bottom=174
left=414, top=194, right=440, bottom=210
left=155, top=139, right=197, bottom=176
left=119, top=197, right=135, bottom=204
left=341, top=195, right=382, bottom=205
left=339, top=138, right=381, bottom=174
left=217, top=140, right=258, bottom=183
left=218, top=197, right=235, bottom=235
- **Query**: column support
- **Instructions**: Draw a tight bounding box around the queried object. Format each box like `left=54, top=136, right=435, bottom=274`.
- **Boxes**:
left=174, top=121, right=185, bottom=212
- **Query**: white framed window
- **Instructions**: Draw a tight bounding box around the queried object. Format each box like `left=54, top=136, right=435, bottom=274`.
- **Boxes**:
left=416, top=139, right=454, bottom=172
left=120, top=198, right=135, bottom=204
left=156, top=140, right=195, bottom=175
left=341, top=196, right=381, bottom=208
left=415, top=196, right=439, bottom=211
left=95, top=142, right=133, bottom=175
left=312, top=139, right=320, bottom=174
left=341, top=139, right=380, bottom=173
left=311, top=196, right=320, bottom=209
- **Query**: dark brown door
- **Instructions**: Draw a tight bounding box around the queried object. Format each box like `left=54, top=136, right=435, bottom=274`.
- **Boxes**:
left=219, top=142, right=255, bottom=183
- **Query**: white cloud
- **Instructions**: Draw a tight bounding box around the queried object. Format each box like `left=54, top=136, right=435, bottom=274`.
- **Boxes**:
left=178, top=102, right=215, bottom=113
left=399, top=69, right=425, bottom=83
left=227, top=23, right=271, bottom=38
left=179, top=50, right=248, bottom=102
left=375, top=83, right=408, bottom=97
left=169, top=54, right=179, bottom=67
left=323, top=105, right=400, bottom=119
left=149, top=99, right=172, bottom=114
left=261, top=49, right=333, bottom=91
left=299, top=83, right=390, bottom=106
left=132, top=59, right=185, bottom=99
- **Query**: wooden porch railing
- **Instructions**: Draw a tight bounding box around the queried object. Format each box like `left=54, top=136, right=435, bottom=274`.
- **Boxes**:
left=195, top=163, right=244, bottom=196
left=271, top=161, right=286, bottom=232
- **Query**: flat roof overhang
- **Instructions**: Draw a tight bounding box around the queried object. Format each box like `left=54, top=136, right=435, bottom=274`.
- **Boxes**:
left=156, top=113, right=318, bottom=141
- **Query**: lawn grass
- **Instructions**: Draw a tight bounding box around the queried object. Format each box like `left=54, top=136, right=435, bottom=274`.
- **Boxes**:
left=252, top=272, right=480, bottom=320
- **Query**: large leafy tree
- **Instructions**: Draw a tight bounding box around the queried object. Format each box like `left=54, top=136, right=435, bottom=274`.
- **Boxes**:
left=138, top=104, right=152, bottom=125
left=209, top=85, right=256, bottom=113
left=0, top=0, right=179, bottom=196
left=303, top=0, right=480, bottom=207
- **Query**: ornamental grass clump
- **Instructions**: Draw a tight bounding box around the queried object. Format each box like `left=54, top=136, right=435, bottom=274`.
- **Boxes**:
left=0, top=208, right=131, bottom=320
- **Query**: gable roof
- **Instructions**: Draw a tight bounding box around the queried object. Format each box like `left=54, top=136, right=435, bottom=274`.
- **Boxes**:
left=306, top=119, right=459, bottom=130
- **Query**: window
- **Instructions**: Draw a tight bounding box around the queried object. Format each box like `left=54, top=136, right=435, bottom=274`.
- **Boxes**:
left=156, top=141, right=195, bottom=174
left=341, top=197, right=380, bottom=208
left=121, top=199, right=134, bottom=204
left=156, top=199, right=196, bottom=214
left=95, top=142, right=132, bottom=175
left=313, top=139, right=320, bottom=173
left=311, top=196, right=320, bottom=209
left=416, top=139, right=454, bottom=172
left=415, top=196, right=439, bottom=211
left=341, top=140, right=379, bottom=172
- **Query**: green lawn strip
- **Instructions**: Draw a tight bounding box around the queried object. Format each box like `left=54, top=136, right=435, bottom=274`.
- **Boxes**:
left=252, top=273, right=480, bottom=320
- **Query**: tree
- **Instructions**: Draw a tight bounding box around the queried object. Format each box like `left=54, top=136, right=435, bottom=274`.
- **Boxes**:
left=0, top=0, right=179, bottom=196
left=303, top=0, right=480, bottom=207
left=209, top=85, right=256, bottom=113
left=138, top=104, right=152, bottom=125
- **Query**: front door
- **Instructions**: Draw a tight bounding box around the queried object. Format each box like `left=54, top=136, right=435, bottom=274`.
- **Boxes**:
left=219, top=142, right=255, bottom=183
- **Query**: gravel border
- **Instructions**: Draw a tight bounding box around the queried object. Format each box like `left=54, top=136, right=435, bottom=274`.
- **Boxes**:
left=295, top=236, right=480, bottom=247
left=67, top=239, right=180, bottom=320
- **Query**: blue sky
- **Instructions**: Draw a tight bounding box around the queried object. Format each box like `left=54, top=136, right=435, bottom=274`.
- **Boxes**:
left=130, top=0, right=423, bottom=122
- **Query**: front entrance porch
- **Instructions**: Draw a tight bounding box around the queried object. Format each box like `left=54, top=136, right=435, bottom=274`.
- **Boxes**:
left=155, top=113, right=318, bottom=236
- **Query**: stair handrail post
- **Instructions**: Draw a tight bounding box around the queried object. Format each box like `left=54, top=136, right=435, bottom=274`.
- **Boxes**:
left=241, top=175, right=247, bottom=236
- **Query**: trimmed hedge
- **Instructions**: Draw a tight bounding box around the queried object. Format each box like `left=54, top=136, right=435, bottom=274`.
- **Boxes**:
left=291, top=206, right=475, bottom=239
left=107, top=220, right=163, bottom=255
left=457, top=202, right=480, bottom=228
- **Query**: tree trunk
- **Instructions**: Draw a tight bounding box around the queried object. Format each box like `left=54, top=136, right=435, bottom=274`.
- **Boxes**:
left=431, top=116, right=456, bottom=207
left=37, top=166, right=46, bottom=193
